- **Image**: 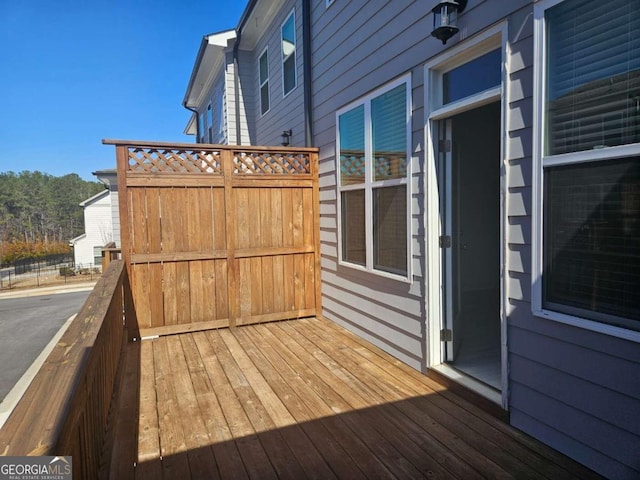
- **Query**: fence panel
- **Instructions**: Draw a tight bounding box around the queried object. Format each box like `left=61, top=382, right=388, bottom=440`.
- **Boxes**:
left=106, top=140, right=320, bottom=337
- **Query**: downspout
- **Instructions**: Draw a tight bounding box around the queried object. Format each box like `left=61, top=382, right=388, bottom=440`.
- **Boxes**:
left=302, top=0, right=313, bottom=147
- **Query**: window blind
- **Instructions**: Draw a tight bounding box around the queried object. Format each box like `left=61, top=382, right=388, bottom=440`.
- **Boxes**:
left=544, top=157, right=640, bottom=327
left=545, top=0, right=640, bottom=155
left=372, top=84, right=407, bottom=181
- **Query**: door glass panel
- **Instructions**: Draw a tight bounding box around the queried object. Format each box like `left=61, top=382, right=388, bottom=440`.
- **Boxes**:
left=443, top=49, right=501, bottom=104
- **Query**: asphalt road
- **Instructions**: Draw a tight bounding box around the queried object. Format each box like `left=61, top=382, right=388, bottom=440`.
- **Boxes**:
left=0, top=291, right=90, bottom=401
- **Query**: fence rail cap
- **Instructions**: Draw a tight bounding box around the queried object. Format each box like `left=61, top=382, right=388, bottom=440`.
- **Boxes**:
left=102, top=139, right=319, bottom=153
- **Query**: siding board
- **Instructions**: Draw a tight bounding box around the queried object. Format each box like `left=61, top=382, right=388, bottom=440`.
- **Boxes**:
left=510, top=383, right=640, bottom=478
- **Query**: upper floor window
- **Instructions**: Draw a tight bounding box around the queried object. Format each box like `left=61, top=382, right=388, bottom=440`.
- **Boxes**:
left=337, top=76, right=411, bottom=279
left=207, top=103, right=213, bottom=142
left=533, top=0, right=640, bottom=335
left=259, top=48, right=270, bottom=115
left=198, top=112, right=206, bottom=143
left=281, top=11, right=296, bottom=96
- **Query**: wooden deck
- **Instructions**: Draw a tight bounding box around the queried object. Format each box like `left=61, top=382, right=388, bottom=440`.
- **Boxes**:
left=108, top=317, right=601, bottom=479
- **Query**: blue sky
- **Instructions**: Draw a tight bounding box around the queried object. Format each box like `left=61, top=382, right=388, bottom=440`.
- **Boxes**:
left=0, top=0, right=248, bottom=181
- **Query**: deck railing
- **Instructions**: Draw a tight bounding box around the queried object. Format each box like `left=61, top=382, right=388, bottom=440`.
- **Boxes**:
left=101, top=241, right=122, bottom=272
left=0, top=259, right=136, bottom=479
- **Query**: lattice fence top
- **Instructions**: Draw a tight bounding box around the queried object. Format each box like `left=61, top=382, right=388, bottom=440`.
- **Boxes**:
left=233, top=152, right=311, bottom=175
left=128, top=148, right=223, bottom=174
left=124, top=146, right=311, bottom=175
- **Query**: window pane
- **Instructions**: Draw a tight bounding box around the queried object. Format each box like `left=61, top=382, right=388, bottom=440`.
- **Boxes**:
left=282, top=14, right=295, bottom=54
left=259, top=51, right=268, bottom=83
left=374, top=185, right=407, bottom=275
left=283, top=53, right=296, bottom=94
left=545, top=0, right=640, bottom=155
left=282, top=13, right=296, bottom=95
left=339, top=105, right=365, bottom=185
left=261, top=84, right=269, bottom=115
left=443, top=49, right=501, bottom=104
left=341, top=190, right=366, bottom=266
left=543, top=157, right=640, bottom=328
left=372, top=84, right=407, bottom=182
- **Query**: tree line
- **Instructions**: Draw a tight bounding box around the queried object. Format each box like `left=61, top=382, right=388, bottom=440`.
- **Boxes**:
left=0, top=171, right=105, bottom=264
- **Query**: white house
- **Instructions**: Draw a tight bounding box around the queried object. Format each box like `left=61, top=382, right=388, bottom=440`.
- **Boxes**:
left=70, top=189, right=113, bottom=268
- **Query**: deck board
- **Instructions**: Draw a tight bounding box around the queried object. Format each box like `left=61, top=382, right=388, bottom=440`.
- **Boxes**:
left=113, top=317, right=602, bottom=480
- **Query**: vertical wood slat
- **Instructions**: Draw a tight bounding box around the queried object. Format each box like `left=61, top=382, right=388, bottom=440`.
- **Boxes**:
left=222, top=148, right=238, bottom=328
left=107, top=140, right=320, bottom=336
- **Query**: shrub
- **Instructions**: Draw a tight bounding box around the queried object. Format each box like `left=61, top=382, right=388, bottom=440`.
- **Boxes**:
left=59, top=266, right=75, bottom=277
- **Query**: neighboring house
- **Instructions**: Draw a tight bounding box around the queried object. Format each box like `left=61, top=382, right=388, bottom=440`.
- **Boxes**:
left=184, top=1, right=309, bottom=148
left=184, top=1, right=640, bottom=478
left=93, top=169, right=120, bottom=249
left=70, top=189, right=113, bottom=268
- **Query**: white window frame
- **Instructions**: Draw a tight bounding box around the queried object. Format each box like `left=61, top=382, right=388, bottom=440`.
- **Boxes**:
left=281, top=10, right=297, bottom=97
left=259, top=47, right=270, bottom=116
left=336, top=74, right=413, bottom=282
left=532, top=0, right=640, bottom=343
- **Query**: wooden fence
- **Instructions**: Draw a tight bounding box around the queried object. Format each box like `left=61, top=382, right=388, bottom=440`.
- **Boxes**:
left=104, top=140, right=321, bottom=337
left=0, top=260, right=135, bottom=479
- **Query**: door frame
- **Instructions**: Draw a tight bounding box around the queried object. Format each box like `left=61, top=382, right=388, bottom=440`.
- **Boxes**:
left=423, top=23, right=509, bottom=408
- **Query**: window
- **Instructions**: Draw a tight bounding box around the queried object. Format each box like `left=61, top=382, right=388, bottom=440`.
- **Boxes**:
left=259, top=48, right=270, bottom=115
left=442, top=48, right=501, bottom=104
left=207, top=103, right=213, bottom=142
left=215, top=88, right=224, bottom=140
left=337, top=77, right=411, bottom=278
left=326, top=0, right=335, bottom=7
left=534, top=0, right=640, bottom=334
left=281, top=11, right=296, bottom=96
left=198, top=112, right=205, bottom=143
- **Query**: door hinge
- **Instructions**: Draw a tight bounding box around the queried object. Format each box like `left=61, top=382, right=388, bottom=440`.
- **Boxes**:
left=439, top=235, right=451, bottom=248
left=438, top=139, right=451, bottom=152
left=440, top=328, right=452, bottom=342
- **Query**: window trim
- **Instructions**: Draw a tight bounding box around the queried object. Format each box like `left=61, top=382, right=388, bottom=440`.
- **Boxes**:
left=336, top=74, right=412, bottom=282
left=326, top=0, right=335, bottom=7
left=281, top=10, right=297, bottom=98
left=259, top=46, right=270, bottom=116
left=532, top=0, right=640, bottom=342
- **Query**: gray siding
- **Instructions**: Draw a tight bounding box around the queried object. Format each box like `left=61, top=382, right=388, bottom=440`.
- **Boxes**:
left=313, top=0, right=434, bottom=371
left=249, top=0, right=305, bottom=147
left=227, top=49, right=253, bottom=145
left=312, top=0, right=640, bottom=478
left=504, top=5, right=640, bottom=479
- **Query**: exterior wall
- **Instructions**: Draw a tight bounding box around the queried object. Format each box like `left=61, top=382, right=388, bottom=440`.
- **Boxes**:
left=73, top=191, right=113, bottom=267
left=313, top=0, right=434, bottom=371
left=505, top=5, right=640, bottom=479
left=246, top=0, right=305, bottom=147
left=228, top=49, right=253, bottom=145
left=312, top=1, right=640, bottom=478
